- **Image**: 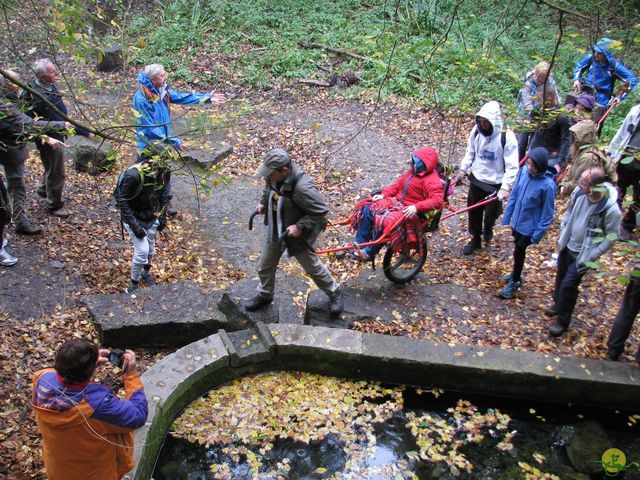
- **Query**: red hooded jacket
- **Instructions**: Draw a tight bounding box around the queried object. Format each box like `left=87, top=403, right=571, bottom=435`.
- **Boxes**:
left=381, top=148, right=444, bottom=213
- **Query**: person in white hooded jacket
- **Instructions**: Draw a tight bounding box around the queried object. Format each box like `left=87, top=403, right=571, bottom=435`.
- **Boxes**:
left=455, top=101, right=520, bottom=255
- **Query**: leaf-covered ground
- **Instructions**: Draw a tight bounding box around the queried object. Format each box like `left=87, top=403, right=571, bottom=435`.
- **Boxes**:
left=0, top=51, right=639, bottom=480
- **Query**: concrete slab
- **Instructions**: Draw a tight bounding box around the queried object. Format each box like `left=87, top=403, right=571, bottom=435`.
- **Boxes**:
left=84, top=281, right=238, bottom=348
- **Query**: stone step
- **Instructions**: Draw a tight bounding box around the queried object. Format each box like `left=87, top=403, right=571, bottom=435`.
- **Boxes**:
left=218, top=323, right=276, bottom=367
left=83, top=281, right=252, bottom=348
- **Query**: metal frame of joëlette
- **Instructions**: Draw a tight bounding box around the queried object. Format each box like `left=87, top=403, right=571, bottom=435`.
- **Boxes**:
left=313, top=184, right=499, bottom=256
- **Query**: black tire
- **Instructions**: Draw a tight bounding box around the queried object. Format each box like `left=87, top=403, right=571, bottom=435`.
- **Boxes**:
left=382, top=239, right=428, bottom=284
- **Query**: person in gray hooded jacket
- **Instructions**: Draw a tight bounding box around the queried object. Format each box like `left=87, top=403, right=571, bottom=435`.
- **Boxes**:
left=546, top=167, right=621, bottom=337
left=245, top=149, right=343, bottom=315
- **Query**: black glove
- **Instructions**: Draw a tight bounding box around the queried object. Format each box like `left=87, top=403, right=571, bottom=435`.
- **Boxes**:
left=158, top=220, right=166, bottom=232
left=133, top=227, right=146, bottom=239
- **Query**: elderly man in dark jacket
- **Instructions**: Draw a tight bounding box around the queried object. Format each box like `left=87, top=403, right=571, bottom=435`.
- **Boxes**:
left=114, top=157, right=171, bottom=293
left=0, top=70, right=69, bottom=235
left=24, top=58, right=93, bottom=218
left=245, top=149, right=344, bottom=315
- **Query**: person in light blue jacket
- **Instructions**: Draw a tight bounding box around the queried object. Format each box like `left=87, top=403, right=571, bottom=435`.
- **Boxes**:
left=133, top=63, right=225, bottom=155
left=133, top=64, right=225, bottom=215
left=573, top=38, right=637, bottom=108
left=499, top=147, right=556, bottom=299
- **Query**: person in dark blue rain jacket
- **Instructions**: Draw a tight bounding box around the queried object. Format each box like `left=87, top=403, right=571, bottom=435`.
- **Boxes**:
left=573, top=38, right=637, bottom=108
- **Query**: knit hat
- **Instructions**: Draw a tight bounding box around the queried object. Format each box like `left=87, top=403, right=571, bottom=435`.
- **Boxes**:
left=257, top=148, right=291, bottom=179
left=575, top=92, right=595, bottom=111
left=527, top=147, right=549, bottom=172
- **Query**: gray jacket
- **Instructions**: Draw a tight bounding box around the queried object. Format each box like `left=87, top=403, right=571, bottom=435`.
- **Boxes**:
left=260, top=163, right=329, bottom=255
left=557, top=182, right=621, bottom=269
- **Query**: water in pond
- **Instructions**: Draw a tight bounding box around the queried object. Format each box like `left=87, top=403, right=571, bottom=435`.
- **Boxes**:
left=153, top=372, right=640, bottom=480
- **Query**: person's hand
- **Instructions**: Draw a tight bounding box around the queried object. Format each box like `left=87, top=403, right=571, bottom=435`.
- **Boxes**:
left=209, top=91, right=226, bottom=104
left=87, top=132, right=94, bottom=139
left=497, top=189, right=509, bottom=201
left=372, top=194, right=384, bottom=201
left=98, top=349, right=110, bottom=365
left=158, top=220, right=166, bottom=232
left=121, top=350, right=137, bottom=375
left=554, top=163, right=563, bottom=173
left=64, top=121, right=73, bottom=130
left=573, top=80, right=581, bottom=94
left=42, top=136, right=66, bottom=148
left=134, top=227, right=146, bottom=239
left=610, top=97, right=621, bottom=106
left=286, top=224, right=302, bottom=237
left=256, top=204, right=266, bottom=214
left=403, top=205, right=418, bottom=219
left=452, top=171, right=466, bottom=185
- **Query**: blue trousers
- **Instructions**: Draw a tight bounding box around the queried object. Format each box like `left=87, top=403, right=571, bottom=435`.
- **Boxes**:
left=355, top=205, right=382, bottom=257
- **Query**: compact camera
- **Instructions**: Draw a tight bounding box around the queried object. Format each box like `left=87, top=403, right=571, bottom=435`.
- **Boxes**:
left=108, top=349, right=125, bottom=368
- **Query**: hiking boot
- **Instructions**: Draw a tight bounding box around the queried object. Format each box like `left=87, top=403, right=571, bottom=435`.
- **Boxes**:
left=328, top=287, right=344, bottom=315
left=607, top=351, right=620, bottom=361
left=620, top=228, right=633, bottom=242
left=141, top=269, right=156, bottom=286
left=0, top=247, right=17, bottom=266
left=544, top=304, right=558, bottom=317
left=15, top=219, right=42, bottom=235
left=125, top=281, right=139, bottom=294
left=36, top=188, right=47, bottom=198
left=548, top=322, right=566, bottom=337
left=483, top=230, right=494, bottom=244
left=501, top=272, right=524, bottom=285
left=48, top=207, right=72, bottom=218
left=462, top=237, right=481, bottom=255
left=499, top=279, right=522, bottom=299
left=245, top=294, right=273, bottom=311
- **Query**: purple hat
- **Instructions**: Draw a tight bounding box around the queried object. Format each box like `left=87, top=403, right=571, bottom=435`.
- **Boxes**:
left=575, top=92, right=595, bottom=111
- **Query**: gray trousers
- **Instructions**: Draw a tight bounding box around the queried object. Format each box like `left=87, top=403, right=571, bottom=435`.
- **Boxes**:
left=124, top=219, right=159, bottom=281
left=36, top=143, right=65, bottom=211
left=257, top=237, right=338, bottom=298
left=0, top=146, right=29, bottom=223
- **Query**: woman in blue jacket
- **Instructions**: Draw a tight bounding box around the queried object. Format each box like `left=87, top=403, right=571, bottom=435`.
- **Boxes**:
left=499, top=147, right=556, bottom=299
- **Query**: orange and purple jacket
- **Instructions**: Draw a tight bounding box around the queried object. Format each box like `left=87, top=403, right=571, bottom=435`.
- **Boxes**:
left=32, top=368, right=148, bottom=480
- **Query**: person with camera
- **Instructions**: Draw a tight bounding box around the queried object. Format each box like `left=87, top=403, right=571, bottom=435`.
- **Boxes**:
left=32, top=338, right=148, bottom=480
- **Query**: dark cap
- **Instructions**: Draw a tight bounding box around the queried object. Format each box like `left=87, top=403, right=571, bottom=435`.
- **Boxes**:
left=257, top=148, right=291, bottom=179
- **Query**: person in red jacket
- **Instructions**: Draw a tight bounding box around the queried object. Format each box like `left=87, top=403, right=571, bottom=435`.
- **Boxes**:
left=351, top=147, right=444, bottom=260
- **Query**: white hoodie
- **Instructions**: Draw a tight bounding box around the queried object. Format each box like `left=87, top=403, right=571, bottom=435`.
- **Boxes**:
left=459, top=101, right=520, bottom=190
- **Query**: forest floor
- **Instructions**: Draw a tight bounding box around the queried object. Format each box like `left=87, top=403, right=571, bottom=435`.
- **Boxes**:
left=0, top=61, right=638, bottom=479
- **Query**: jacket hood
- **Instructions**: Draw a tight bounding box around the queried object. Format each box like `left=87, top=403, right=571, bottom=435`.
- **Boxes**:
left=412, top=147, right=438, bottom=175
left=593, top=38, right=615, bottom=63
left=527, top=146, right=549, bottom=172
left=475, top=101, right=502, bottom=136
left=137, top=72, right=157, bottom=93
left=569, top=120, right=597, bottom=146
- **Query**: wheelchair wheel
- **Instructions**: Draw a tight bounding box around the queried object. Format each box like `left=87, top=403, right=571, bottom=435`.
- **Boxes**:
left=382, top=240, right=428, bottom=284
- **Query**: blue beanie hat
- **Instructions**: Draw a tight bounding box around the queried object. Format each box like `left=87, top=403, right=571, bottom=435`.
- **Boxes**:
left=527, top=147, right=549, bottom=172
